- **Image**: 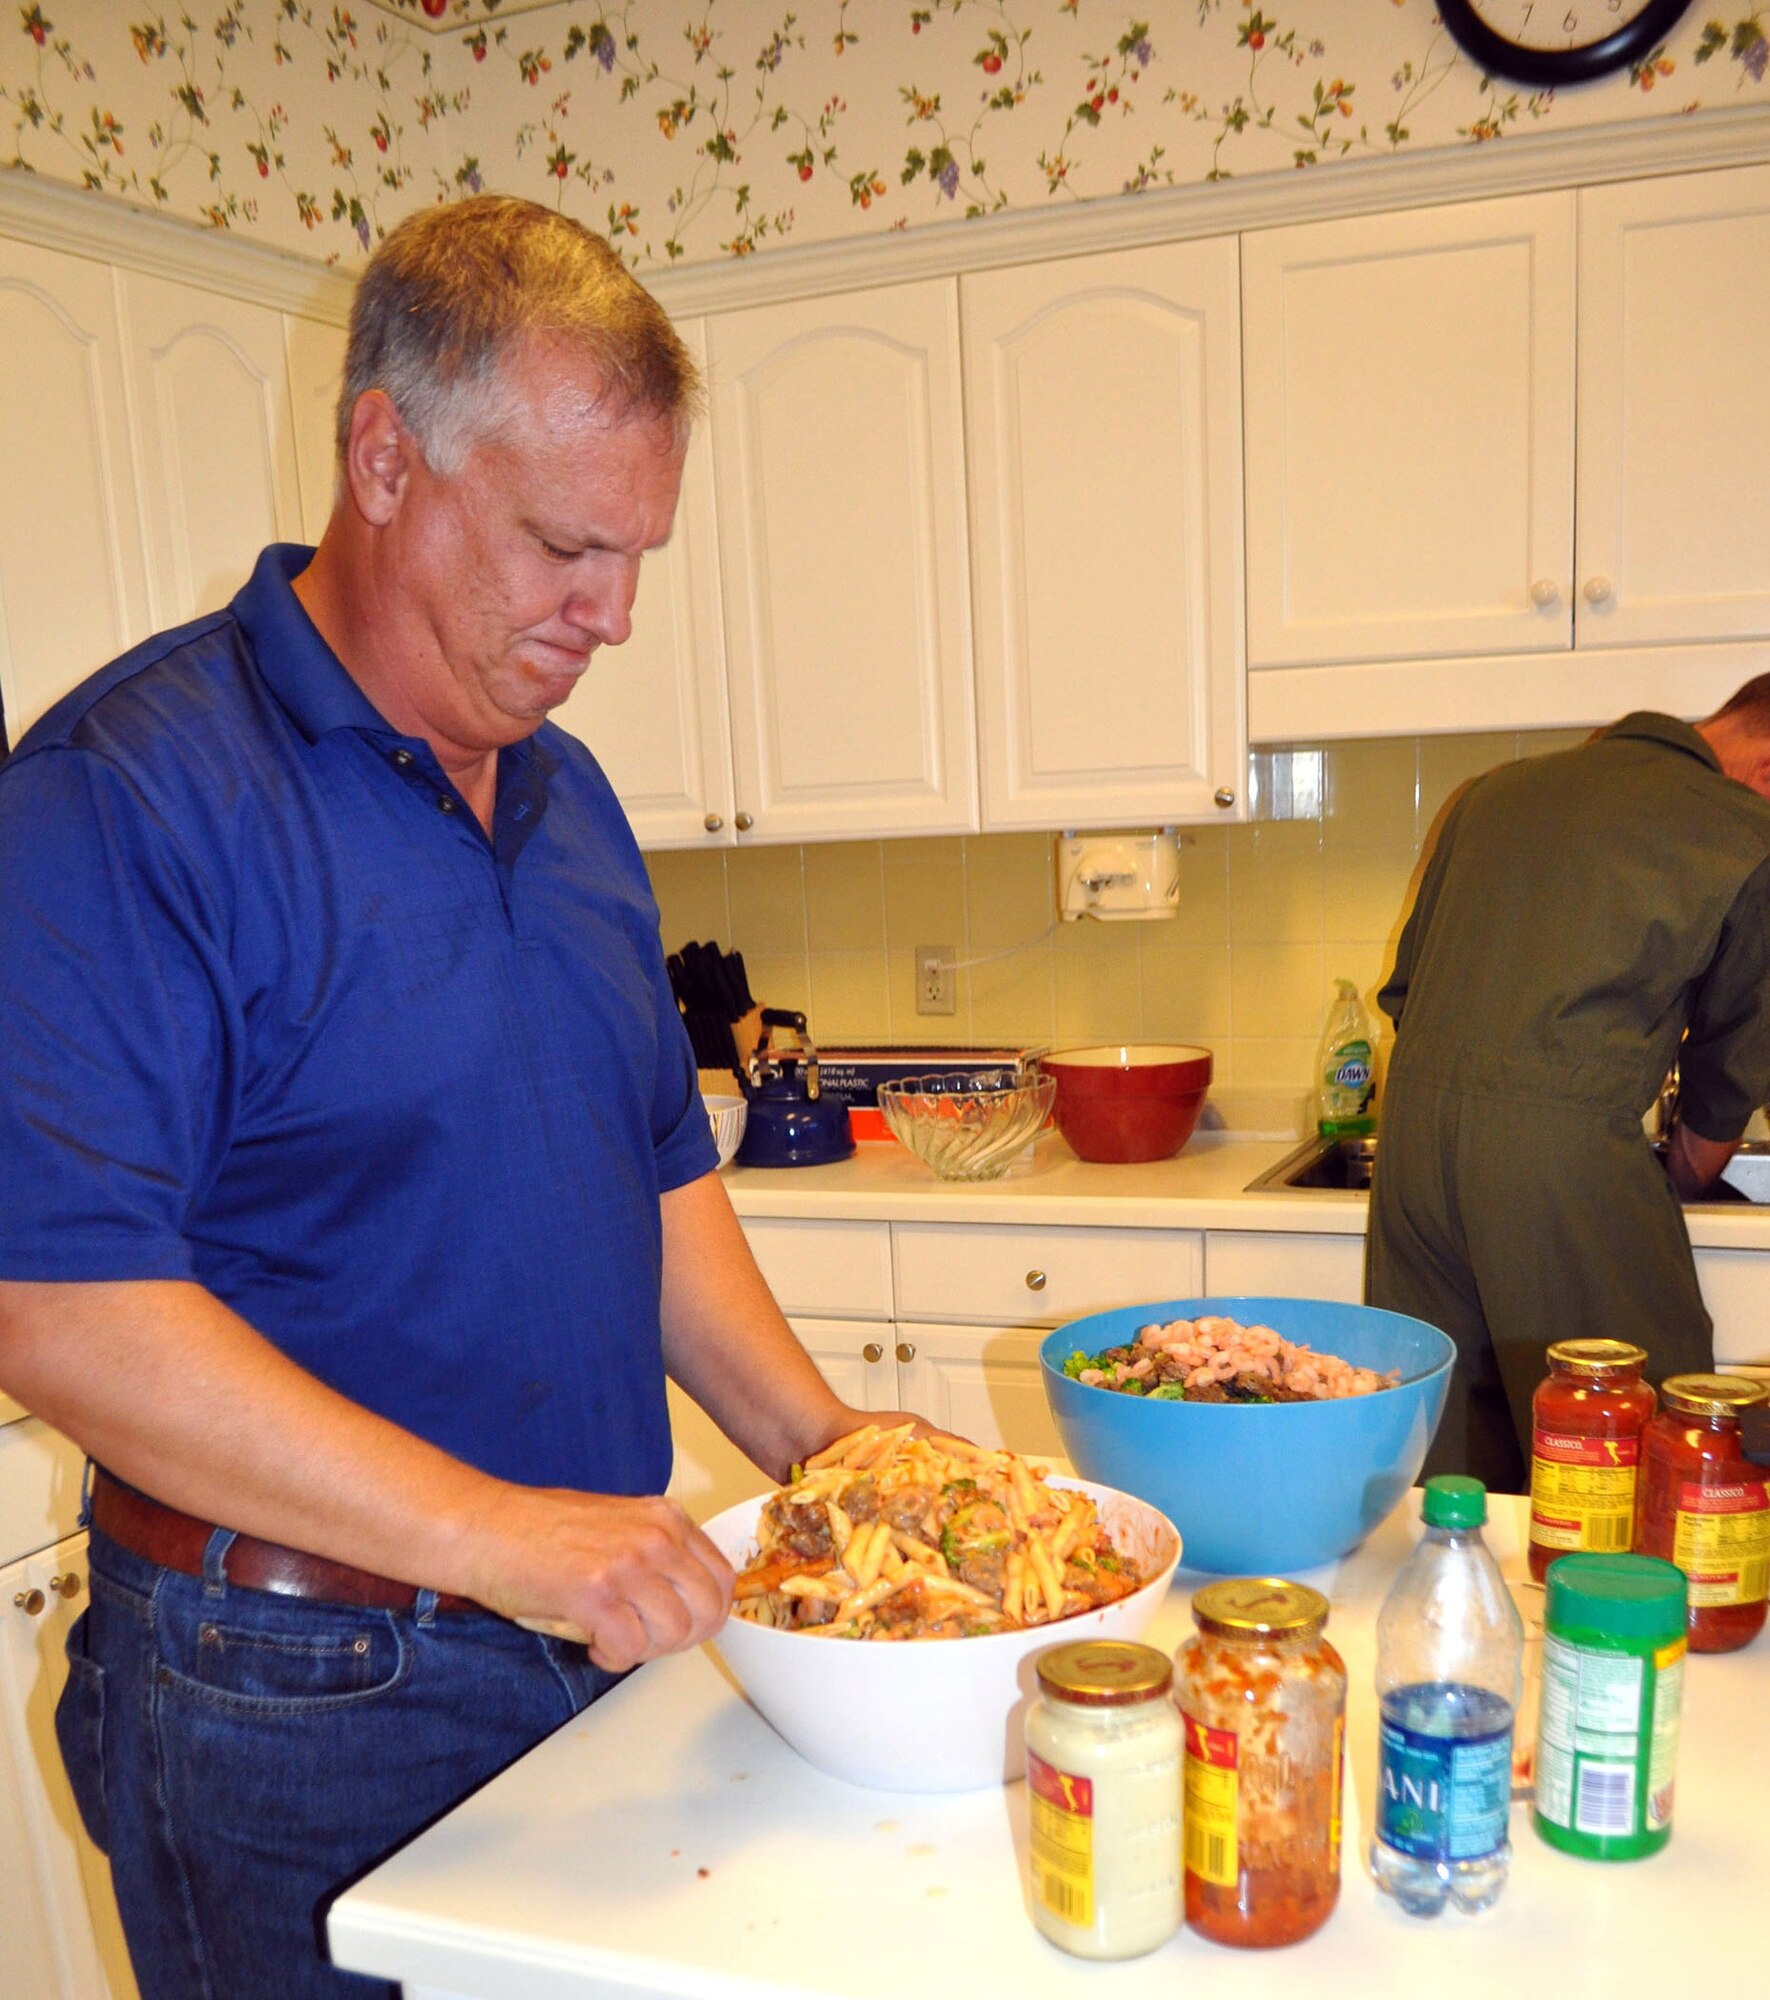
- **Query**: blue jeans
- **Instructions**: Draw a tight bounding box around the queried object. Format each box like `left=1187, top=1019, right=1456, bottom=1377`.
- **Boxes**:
left=58, top=1523, right=618, bottom=2000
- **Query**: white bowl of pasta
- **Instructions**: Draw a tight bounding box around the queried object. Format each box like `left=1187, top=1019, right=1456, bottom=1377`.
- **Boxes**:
left=702, top=1425, right=1182, bottom=1793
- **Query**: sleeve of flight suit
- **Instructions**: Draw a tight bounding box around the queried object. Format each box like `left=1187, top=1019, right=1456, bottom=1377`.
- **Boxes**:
left=1378, top=782, right=1476, bottom=1031
left=1676, top=851, right=1770, bottom=1143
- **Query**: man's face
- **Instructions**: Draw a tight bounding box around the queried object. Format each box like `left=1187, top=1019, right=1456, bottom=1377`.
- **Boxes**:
left=388, top=339, right=687, bottom=753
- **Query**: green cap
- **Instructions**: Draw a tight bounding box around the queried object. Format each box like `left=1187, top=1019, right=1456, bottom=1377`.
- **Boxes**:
left=1545, top=1553, right=1687, bottom=1642
left=1421, top=1475, right=1487, bottom=1529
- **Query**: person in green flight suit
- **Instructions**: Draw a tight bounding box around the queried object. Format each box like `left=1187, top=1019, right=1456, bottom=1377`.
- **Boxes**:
left=1366, top=679, right=1770, bottom=1491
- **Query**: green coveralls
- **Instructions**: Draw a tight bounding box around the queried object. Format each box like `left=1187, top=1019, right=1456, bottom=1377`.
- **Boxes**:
left=1366, top=714, right=1770, bottom=1492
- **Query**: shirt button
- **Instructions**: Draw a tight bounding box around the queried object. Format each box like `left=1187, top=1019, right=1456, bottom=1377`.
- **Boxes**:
left=437, top=795, right=458, bottom=814
left=391, top=749, right=414, bottom=769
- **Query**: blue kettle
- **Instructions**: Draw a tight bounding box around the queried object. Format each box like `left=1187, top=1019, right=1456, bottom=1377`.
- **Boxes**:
left=735, top=1010, right=855, bottom=1168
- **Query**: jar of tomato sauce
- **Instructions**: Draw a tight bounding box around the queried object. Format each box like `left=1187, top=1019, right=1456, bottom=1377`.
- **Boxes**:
left=1527, top=1339, right=1656, bottom=1583
left=1176, top=1579, right=1345, bottom=1949
left=1633, top=1374, right=1770, bottom=1654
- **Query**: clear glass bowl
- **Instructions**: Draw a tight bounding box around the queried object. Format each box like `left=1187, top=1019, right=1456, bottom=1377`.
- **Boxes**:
left=877, top=1069, right=1055, bottom=1182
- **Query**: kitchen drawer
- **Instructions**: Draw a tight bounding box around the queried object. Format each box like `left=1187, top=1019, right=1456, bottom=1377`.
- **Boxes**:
left=740, top=1217, right=893, bottom=1320
left=1203, top=1231, right=1365, bottom=1304
left=1696, top=1247, right=1770, bottom=1369
left=0, top=1417, right=86, bottom=1567
left=892, top=1223, right=1202, bottom=1328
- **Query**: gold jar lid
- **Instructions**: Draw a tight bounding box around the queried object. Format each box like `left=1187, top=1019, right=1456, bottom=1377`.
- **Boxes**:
left=1660, top=1373, right=1769, bottom=1420
left=1546, top=1338, right=1648, bottom=1375
left=1191, top=1578, right=1329, bottom=1638
left=1034, top=1640, right=1172, bottom=1706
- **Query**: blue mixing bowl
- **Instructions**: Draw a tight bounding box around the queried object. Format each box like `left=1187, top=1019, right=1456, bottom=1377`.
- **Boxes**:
left=1041, top=1297, right=1454, bottom=1574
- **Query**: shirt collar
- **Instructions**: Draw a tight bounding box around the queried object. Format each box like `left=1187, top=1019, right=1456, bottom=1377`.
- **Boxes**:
left=1603, top=711, right=1720, bottom=773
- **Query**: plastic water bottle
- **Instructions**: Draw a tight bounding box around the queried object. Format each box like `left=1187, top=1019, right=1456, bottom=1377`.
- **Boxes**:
left=1370, top=1475, right=1524, bottom=1917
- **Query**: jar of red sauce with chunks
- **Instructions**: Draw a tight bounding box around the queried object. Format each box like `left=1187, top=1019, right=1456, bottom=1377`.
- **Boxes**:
left=1633, top=1374, right=1770, bottom=1653
left=1527, top=1340, right=1657, bottom=1583
left=1175, top=1579, right=1345, bottom=1949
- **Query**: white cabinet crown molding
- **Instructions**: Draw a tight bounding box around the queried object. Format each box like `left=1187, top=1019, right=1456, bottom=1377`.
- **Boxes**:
left=8, top=105, right=1770, bottom=327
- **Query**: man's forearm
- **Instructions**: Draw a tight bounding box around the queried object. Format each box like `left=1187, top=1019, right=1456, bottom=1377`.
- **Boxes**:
left=1665, top=1120, right=1740, bottom=1200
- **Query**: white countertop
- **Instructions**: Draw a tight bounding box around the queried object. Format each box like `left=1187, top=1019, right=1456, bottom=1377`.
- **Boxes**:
left=721, top=1129, right=1770, bottom=1250
left=329, top=1496, right=1764, bottom=1998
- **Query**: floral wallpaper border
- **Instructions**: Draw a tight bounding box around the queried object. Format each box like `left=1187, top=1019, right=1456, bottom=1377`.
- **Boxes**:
left=4, top=3, right=1769, bottom=270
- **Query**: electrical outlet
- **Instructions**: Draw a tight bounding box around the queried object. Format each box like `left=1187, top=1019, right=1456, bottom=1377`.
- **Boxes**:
left=916, top=944, right=956, bottom=1016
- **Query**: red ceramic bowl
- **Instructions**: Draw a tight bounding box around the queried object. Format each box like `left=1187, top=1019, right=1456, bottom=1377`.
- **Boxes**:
left=1039, top=1043, right=1213, bottom=1164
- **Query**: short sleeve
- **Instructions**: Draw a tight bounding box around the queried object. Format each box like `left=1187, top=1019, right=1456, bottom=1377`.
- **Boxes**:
left=0, top=747, right=236, bottom=1279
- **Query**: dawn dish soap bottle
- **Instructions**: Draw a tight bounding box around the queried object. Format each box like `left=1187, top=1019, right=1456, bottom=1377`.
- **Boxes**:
left=1315, top=978, right=1377, bottom=1138
left=1371, top=1476, right=1525, bottom=1917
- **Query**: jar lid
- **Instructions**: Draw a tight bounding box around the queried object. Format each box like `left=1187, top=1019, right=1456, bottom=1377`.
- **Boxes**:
left=1191, top=1577, right=1329, bottom=1637
left=1421, top=1474, right=1487, bottom=1529
left=1545, top=1553, right=1687, bottom=1641
left=1660, top=1373, right=1769, bottom=1419
left=1546, top=1338, right=1648, bottom=1374
left=1035, top=1640, right=1173, bottom=1705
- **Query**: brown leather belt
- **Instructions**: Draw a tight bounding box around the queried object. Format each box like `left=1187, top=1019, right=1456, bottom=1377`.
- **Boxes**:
left=90, top=1469, right=483, bottom=1615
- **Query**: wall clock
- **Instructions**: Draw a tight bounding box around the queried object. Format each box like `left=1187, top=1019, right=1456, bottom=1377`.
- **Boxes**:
left=1437, top=1, right=1695, bottom=88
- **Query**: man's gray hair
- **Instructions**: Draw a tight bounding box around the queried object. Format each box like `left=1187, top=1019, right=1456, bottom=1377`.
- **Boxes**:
left=338, top=195, right=702, bottom=474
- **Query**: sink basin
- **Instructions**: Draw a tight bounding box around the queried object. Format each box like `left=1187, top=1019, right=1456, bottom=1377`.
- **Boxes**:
left=1247, top=1134, right=1770, bottom=1204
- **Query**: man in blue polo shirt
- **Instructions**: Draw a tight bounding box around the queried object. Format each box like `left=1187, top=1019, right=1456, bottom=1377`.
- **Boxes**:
left=0, top=198, right=916, bottom=2000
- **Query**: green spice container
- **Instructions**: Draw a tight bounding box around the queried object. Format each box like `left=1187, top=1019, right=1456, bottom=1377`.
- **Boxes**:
left=1532, top=1553, right=1687, bottom=1862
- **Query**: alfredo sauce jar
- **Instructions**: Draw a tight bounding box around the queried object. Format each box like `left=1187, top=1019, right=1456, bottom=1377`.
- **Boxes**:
left=1024, top=1640, right=1182, bottom=1960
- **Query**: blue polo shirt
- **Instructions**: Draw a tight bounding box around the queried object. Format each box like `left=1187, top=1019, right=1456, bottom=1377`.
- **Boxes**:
left=0, top=546, right=716, bottom=1495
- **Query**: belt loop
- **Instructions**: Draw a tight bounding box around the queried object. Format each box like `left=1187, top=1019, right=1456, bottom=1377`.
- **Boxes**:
left=415, top=1587, right=439, bottom=1627
left=78, top=1458, right=95, bottom=1531
left=201, top=1527, right=237, bottom=1598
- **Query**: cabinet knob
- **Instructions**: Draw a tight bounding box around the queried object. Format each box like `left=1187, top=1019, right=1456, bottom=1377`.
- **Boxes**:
left=735, top=811, right=754, bottom=832
left=703, top=813, right=724, bottom=833
left=862, top=1342, right=885, bottom=1363
left=895, top=1342, right=916, bottom=1364
left=13, top=1589, right=45, bottom=1616
left=49, top=1572, right=81, bottom=1600
left=1529, top=578, right=1560, bottom=609
left=1582, top=575, right=1614, bottom=606
left=1025, top=1269, right=1048, bottom=1291
left=1213, top=788, right=1236, bottom=810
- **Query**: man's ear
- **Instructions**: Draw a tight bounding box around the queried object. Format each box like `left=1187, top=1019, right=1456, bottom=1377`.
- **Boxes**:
left=340, top=389, right=412, bottom=527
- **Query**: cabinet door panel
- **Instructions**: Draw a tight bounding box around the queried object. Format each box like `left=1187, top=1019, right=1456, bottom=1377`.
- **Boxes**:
left=742, top=1217, right=893, bottom=1319
left=118, top=273, right=303, bottom=628
left=282, top=313, right=346, bottom=546
left=0, top=1416, right=86, bottom=1570
left=0, top=1535, right=137, bottom=1998
left=894, top=1322, right=1064, bottom=1459
left=1695, top=1248, right=1770, bottom=1368
left=1243, top=194, right=1575, bottom=667
left=709, top=282, right=976, bottom=840
left=790, top=1316, right=897, bottom=1412
left=0, top=241, right=148, bottom=743
left=1578, top=166, right=1770, bottom=647
left=964, top=240, right=1245, bottom=827
left=552, top=321, right=736, bottom=848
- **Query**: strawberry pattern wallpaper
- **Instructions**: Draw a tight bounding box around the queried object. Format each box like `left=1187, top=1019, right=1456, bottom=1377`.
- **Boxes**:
left=3, top=2, right=1768, bottom=270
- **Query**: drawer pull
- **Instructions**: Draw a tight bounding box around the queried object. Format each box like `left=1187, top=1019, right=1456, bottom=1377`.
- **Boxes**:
left=895, top=1342, right=916, bottom=1364
left=1025, top=1269, right=1048, bottom=1291
left=13, top=1589, right=45, bottom=1617
left=49, top=1572, right=81, bottom=1600
left=862, top=1342, right=885, bottom=1363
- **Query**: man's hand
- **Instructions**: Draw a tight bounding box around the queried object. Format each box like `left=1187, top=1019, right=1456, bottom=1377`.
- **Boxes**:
left=465, top=1485, right=735, bottom=1675
left=1665, top=1120, right=1739, bottom=1202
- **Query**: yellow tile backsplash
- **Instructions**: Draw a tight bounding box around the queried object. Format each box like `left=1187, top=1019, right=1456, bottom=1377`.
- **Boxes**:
left=644, top=732, right=1572, bottom=1136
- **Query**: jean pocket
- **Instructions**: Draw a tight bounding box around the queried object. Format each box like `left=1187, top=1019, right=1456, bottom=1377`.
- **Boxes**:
left=158, top=1599, right=410, bottom=1715
left=55, top=1613, right=110, bottom=1853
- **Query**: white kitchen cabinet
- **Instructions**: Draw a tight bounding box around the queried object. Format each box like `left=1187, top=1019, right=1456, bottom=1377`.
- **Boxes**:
left=281, top=312, right=346, bottom=546
left=550, top=319, right=740, bottom=848
left=892, top=1220, right=1202, bottom=1327
left=1575, top=164, right=1770, bottom=650
left=0, top=238, right=150, bottom=745
left=1202, top=1229, right=1365, bottom=1303
left=962, top=239, right=1247, bottom=828
left=706, top=281, right=978, bottom=842
left=116, top=272, right=305, bottom=629
left=1695, top=1246, right=1770, bottom=1371
left=1242, top=192, right=1577, bottom=674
